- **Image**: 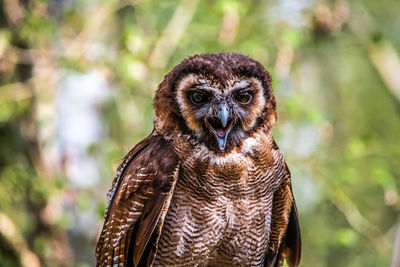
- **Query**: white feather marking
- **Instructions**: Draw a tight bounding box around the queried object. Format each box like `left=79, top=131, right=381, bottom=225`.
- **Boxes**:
left=241, top=136, right=258, bottom=154
left=119, top=224, right=130, bottom=230
left=133, top=201, right=144, bottom=207
left=128, top=211, right=142, bottom=217
left=209, top=151, right=245, bottom=165
left=105, top=158, right=130, bottom=215
left=112, top=237, right=120, bottom=247
left=175, top=233, right=186, bottom=257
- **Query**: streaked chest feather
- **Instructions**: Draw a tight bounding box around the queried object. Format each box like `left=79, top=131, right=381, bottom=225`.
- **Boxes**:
left=154, top=135, right=283, bottom=266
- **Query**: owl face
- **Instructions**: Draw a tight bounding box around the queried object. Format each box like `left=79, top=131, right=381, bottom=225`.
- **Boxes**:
left=175, top=75, right=266, bottom=151
left=154, top=53, right=277, bottom=153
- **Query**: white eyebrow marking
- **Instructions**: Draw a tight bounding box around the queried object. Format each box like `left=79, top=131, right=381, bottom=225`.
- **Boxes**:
left=194, top=85, right=221, bottom=94
left=195, top=79, right=251, bottom=94
left=232, top=80, right=250, bottom=90
left=198, top=78, right=208, bottom=83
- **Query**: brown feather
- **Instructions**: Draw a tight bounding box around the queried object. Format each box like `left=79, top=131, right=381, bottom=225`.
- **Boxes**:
left=283, top=201, right=302, bottom=267
left=264, top=167, right=301, bottom=267
left=133, top=189, right=169, bottom=266
left=95, top=134, right=179, bottom=267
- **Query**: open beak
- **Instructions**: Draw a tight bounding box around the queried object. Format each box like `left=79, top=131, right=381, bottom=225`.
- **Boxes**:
left=206, top=104, right=234, bottom=151
left=218, top=104, right=229, bottom=128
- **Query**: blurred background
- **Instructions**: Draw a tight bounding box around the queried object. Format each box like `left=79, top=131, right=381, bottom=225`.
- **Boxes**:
left=0, top=0, right=399, bottom=266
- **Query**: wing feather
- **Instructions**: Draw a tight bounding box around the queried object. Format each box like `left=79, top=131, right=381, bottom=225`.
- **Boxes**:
left=95, top=134, right=179, bottom=267
left=282, top=200, right=301, bottom=267
left=264, top=168, right=301, bottom=267
left=133, top=190, right=168, bottom=266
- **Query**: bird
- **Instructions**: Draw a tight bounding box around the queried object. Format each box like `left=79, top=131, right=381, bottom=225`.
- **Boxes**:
left=95, top=53, right=301, bottom=267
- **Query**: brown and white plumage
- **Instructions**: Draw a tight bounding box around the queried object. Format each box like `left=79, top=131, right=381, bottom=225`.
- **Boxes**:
left=96, top=53, right=301, bottom=267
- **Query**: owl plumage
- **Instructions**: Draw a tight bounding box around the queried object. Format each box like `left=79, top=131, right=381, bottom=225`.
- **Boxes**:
left=96, top=53, right=301, bottom=267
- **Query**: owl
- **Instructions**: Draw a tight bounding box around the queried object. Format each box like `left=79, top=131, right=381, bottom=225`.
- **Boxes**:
left=95, top=53, right=301, bottom=267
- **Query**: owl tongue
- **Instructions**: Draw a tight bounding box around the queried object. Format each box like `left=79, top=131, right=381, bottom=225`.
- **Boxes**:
left=216, top=128, right=227, bottom=138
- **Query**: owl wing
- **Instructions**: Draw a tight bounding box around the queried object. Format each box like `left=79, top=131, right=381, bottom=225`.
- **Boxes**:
left=281, top=198, right=301, bottom=267
left=265, top=167, right=301, bottom=267
left=95, top=133, right=180, bottom=267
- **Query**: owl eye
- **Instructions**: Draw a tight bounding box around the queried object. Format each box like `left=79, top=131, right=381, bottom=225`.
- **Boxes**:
left=189, top=91, right=209, bottom=105
left=234, top=91, right=252, bottom=104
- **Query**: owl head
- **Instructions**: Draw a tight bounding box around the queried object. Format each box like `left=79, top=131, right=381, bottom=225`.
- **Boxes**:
left=154, top=53, right=276, bottom=153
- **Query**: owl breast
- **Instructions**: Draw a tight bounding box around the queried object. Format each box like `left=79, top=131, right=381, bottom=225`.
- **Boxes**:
left=154, top=135, right=283, bottom=266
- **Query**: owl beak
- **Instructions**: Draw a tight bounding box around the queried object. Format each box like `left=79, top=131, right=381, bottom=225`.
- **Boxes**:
left=212, top=104, right=232, bottom=151
left=205, top=104, right=233, bottom=151
left=218, top=104, right=229, bottom=128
